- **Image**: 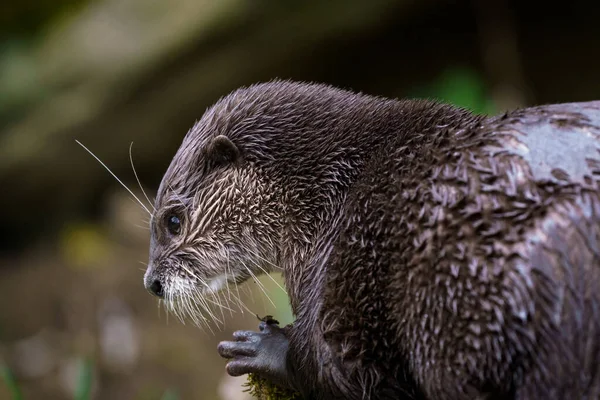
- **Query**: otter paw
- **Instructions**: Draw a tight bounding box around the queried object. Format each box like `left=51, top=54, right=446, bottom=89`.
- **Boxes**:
left=217, top=317, right=290, bottom=386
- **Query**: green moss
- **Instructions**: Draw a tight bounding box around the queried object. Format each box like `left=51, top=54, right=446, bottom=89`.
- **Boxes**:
left=244, top=373, right=302, bottom=400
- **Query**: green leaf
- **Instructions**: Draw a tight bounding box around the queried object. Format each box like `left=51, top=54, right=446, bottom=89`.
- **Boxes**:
left=0, top=364, right=23, bottom=400
left=74, top=358, right=93, bottom=400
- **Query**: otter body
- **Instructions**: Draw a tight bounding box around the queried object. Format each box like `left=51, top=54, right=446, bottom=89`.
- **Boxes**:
left=144, top=81, right=600, bottom=399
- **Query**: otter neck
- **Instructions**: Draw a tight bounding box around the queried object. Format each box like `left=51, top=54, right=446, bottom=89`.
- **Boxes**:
left=276, top=98, right=453, bottom=314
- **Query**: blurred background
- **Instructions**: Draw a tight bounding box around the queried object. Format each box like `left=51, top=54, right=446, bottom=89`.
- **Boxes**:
left=0, top=0, right=599, bottom=398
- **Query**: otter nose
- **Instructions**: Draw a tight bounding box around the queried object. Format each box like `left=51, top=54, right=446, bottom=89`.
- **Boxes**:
left=144, top=266, right=165, bottom=298
left=148, top=279, right=164, bottom=298
left=145, top=278, right=164, bottom=298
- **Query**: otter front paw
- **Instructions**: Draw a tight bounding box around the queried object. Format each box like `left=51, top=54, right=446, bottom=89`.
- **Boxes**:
left=218, top=316, right=291, bottom=388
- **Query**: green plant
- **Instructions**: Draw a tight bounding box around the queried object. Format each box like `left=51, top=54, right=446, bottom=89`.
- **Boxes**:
left=1, top=363, right=23, bottom=400
left=74, top=358, right=93, bottom=400
left=245, top=373, right=302, bottom=400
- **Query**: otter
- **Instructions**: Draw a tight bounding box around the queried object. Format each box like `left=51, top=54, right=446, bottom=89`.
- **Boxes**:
left=143, top=80, right=600, bottom=399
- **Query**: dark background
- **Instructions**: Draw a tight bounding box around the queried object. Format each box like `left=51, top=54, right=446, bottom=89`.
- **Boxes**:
left=0, top=0, right=598, bottom=398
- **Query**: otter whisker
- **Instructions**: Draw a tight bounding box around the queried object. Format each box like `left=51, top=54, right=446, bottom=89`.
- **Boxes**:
left=194, top=294, right=221, bottom=332
left=212, top=291, right=227, bottom=325
left=242, top=281, right=256, bottom=305
left=221, top=287, right=236, bottom=313
left=231, top=277, right=247, bottom=314
left=181, top=286, right=204, bottom=327
left=215, top=290, right=236, bottom=316
left=167, top=277, right=191, bottom=326
left=223, top=269, right=252, bottom=315
left=177, top=287, right=194, bottom=323
left=224, top=290, right=241, bottom=317
left=178, top=263, right=202, bottom=283
left=248, top=259, right=287, bottom=295
left=225, top=286, right=249, bottom=316
left=225, top=248, right=248, bottom=314
left=186, top=301, right=210, bottom=332
left=168, top=301, right=184, bottom=325
left=219, top=289, right=234, bottom=318
left=76, top=140, right=152, bottom=216
left=245, top=245, right=283, bottom=273
left=213, top=285, right=233, bottom=321
left=227, top=286, right=253, bottom=314
left=223, top=252, right=233, bottom=305
left=203, top=288, right=227, bottom=324
left=129, top=142, right=156, bottom=213
left=242, top=263, right=276, bottom=308
left=190, top=281, right=223, bottom=327
left=184, top=297, right=212, bottom=333
left=203, top=295, right=234, bottom=312
left=244, top=250, right=287, bottom=294
left=160, top=298, right=172, bottom=326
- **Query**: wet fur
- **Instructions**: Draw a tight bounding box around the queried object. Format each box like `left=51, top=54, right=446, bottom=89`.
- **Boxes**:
left=145, top=81, right=600, bottom=399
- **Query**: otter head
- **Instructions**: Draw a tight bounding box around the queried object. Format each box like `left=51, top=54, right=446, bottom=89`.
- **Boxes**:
left=143, top=96, right=288, bottom=325
left=142, top=80, right=389, bottom=325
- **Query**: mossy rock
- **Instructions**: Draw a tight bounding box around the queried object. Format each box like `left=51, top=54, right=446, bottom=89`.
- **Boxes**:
left=245, top=373, right=302, bottom=400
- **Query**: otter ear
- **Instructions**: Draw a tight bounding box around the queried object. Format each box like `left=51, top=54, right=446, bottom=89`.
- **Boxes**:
left=205, top=135, right=240, bottom=167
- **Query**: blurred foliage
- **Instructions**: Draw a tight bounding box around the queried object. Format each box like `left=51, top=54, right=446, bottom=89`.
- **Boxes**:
left=74, top=358, right=93, bottom=400
left=411, top=66, right=496, bottom=115
left=60, top=223, right=112, bottom=269
left=160, top=389, right=180, bottom=400
left=1, top=363, right=23, bottom=400
left=0, top=0, right=86, bottom=40
left=1, top=359, right=182, bottom=400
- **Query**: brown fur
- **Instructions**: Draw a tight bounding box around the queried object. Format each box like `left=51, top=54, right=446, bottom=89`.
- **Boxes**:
left=145, top=80, right=600, bottom=399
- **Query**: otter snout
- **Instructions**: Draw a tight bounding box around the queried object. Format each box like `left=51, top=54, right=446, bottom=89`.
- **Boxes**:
left=144, top=269, right=165, bottom=298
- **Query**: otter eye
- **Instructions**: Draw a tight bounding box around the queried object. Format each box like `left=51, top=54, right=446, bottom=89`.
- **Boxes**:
left=166, top=215, right=181, bottom=235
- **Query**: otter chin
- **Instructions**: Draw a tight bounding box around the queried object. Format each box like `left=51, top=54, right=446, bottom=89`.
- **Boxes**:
left=144, top=80, right=600, bottom=399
